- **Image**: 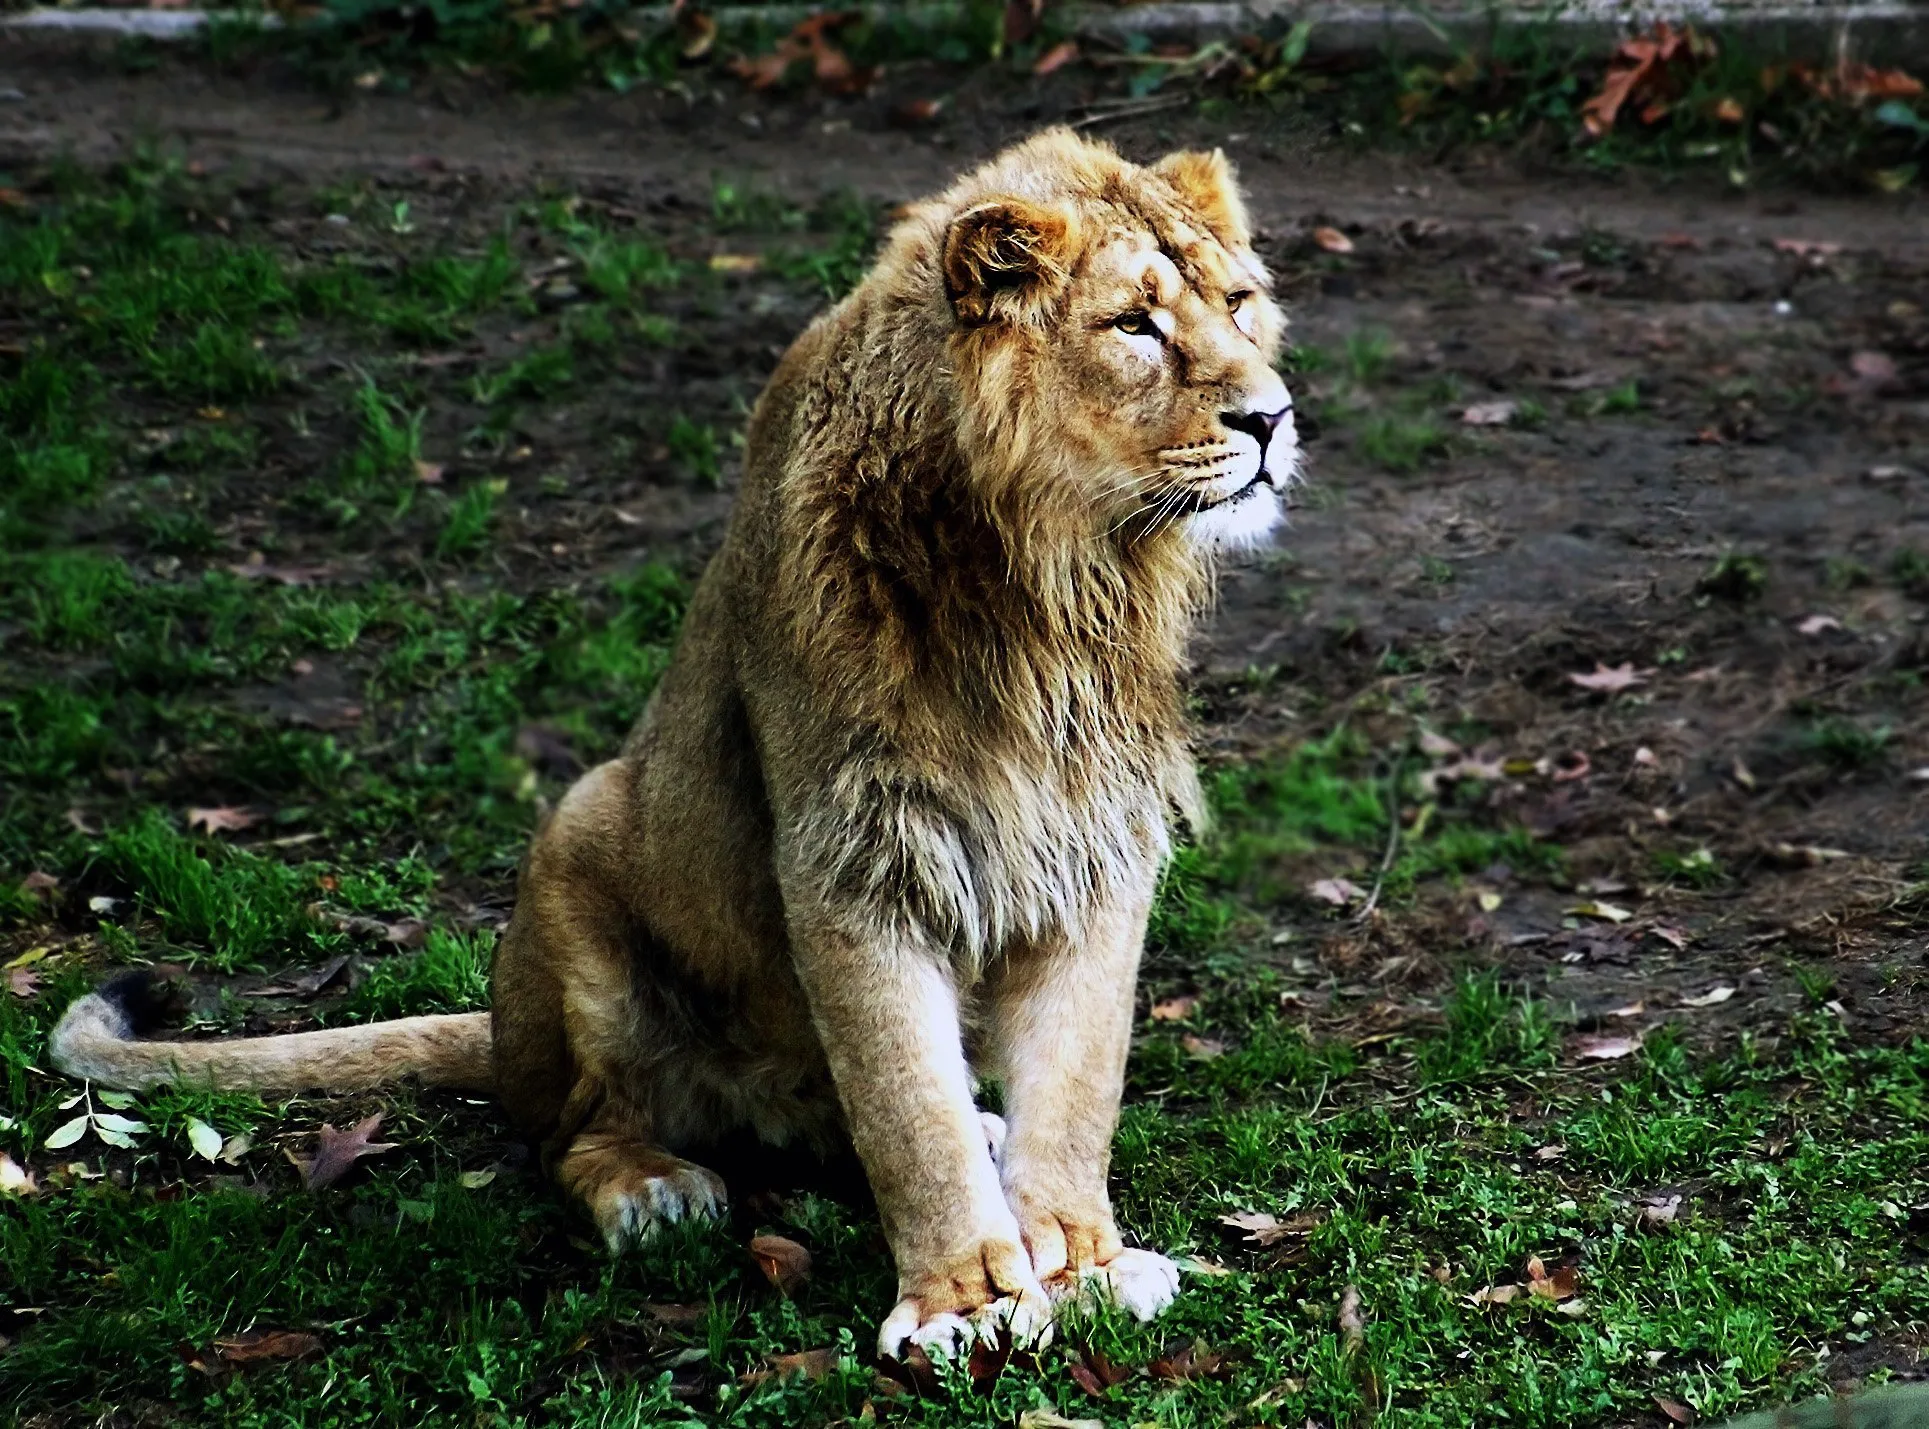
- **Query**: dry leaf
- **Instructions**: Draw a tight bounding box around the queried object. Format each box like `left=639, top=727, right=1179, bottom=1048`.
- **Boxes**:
left=1575, top=1034, right=1640, bottom=1061
left=1311, top=226, right=1354, bottom=254
left=1066, top=1346, right=1133, bottom=1397
left=1147, top=1340, right=1230, bottom=1382
left=1567, top=662, right=1649, bottom=693
left=459, top=1168, right=496, bottom=1189
left=749, top=1234, right=812, bottom=1294
left=1418, top=729, right=1461, bottom=758
left=290, top=1114, right=398, bottom=1190
left=1525, top=1257, right=1579, bottom=1301
left=188, top=806, right=258, bottom=835
left=1220, top=1209, right=1321, bottom=1245
left=1679, top=985, right=1735, bottom=1008
left=1654, top=1396, right=1695, bottom=1424
left=1337, top=1285, right=1366, bottom=1347
left=7, top=967, right=39, bottom=999
left=1469, top=1282, right=1521, bottom=1305
left=1649, top=925, right=1689, bottom=949
left=20, top=870, right=59, bottom=895
left=1033, top=39, right=1079, bottom=75
left=1309, top=877, right=1366, bottom=907
left=246, top=954, right=351, bottom=999
left=1018, top=1412, right=1103, bottom=1429
left=1461, top=400, right=1518, bottom=426
left=742, top=1346, right=839, bottom=1385
left=1181, top=1034, right=1225, bottom=1061
left=708, top=253, right=762, bottom=274
left=413, top=460, right=445, bottom=485
left=1533, top=1143, right=1567, bottom=1161
left=1640, top=1194, right=1682, bottom=1225
left=1150, top=994, right=1198, bottom=1021
left=214, top=1329, right=324, bottom=1364
left=1607, top=1000, right=1646, bottom=1018
left=1796, top=613, right=1841, bottom=635
left=0, top=1152, right=37, bottom=1195
left=1568, top=901, right=1633, bottom=924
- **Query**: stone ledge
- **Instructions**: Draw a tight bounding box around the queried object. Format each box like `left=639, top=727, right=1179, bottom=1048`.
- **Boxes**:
left=4, top=1, right=1924, bottom=60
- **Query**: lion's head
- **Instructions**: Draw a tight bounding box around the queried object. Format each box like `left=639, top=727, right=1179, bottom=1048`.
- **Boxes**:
left=904, top=129, right=1296, bottom=556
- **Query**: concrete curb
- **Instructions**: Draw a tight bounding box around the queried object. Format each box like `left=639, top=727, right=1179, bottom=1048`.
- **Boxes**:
left=3, top=1, right=1925, bottom=60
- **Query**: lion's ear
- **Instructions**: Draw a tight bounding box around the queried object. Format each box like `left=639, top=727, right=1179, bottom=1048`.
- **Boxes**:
left=942, top=198, right=1077, bottom=327
left=1152, top=148, right=1250, bottom=249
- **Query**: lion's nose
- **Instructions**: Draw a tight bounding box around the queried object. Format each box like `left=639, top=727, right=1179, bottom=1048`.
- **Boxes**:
left=1222, top=406, right=1289, bottom=450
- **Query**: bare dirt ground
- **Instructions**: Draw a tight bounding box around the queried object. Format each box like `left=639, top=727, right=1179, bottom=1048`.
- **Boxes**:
left=5, top=35, right=1926, bottom=1043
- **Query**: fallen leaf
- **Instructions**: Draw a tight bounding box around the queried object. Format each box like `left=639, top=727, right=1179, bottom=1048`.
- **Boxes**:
left=1796, top=613, right=1842, bottom=635
left=1337, top=1285, right=1366, bottom=1347
left=219, top=1133, right=252, bottom=1163
left=1311, top=226, right=1354, bottom=254
left=0, top=1152, right=36, bottom=1195
left=1849, top=350, right=1897, bottom=386
left=1713, top=95, right=1744, bottom=123
left=1148, top=1340, right=1230, bottom=1381
left=1150, top=994, right=1198, bottom=1021
left=749, top=1234, right=812, bottom=1294
left=1220, top=1209, right=1322, bottom=1245
left=5, top=947, right=51, bottom=972
left=1768, top=842, right=1850, bottom=866
left=1679, top=985, right=1735, bottom=1008
left=1773, top=237, right=1842, bottom=258
left=213, top=1329, right=324, bottom=1364
left=1418, top=729, right=1460, bottom=758
left=413, top=460, right=445, bottom=485
left=1525, top=1256, right=1579, bottom=1301
left=1649, top=925, right=1689, bottom=949
left=643, top=1302, right=708, bottom=1325
left=1640, top=1194, right=1682, bottom=1225
left=1654, top=1395, right=1695, bottom=1424
left=1533, top=1143, right=1566, bottom=1161
left=7, top=967, right=39, bottom=999
left=1567, top=661, right=1649, bottom=693
left=1469, top=1282, right=1521, bottom=1305
left=1308, top=877, right=1366, bottom=907
left=459, top=1168, right=496, bottom=1189
left=290, top=1114, right=398, bottom=1190
left=1181, top=1034, right=1225, bottom=1061
left=188, top=806, right=258, bottom=835
left=1729, top=756, right=1757, bottom=790
left=20, top=870, right=59, bottom=895
left=1607, top=1000, right=1646, bottom=1018
left=1066, top=1346, right=1133, bottom=1397
left=1461, top=400, right=1518, bottom=426
left=1568, top=901, right=1633, bottom=924
left=888, top=97, right=943, bottom=126
left=742, top=1346, right=839, bottom=1385
left=1033, top=39, right=1079, bottom=75
left=1574, top=1034, right=1640, bottom=1061
left=1018, top=1412, right=1102, bottom=1429
left=246, top=954, right=350, bottom=999
left=185, top=1117, right=223, bottom=1161
left=1176, top=1255, right=1235, bottom=1276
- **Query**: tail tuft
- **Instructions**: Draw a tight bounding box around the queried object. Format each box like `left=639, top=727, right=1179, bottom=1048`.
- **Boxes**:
left=95, top=969, right=187, bottom=1036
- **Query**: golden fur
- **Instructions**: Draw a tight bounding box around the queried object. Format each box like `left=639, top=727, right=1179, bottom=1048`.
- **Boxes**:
left=51, top=128, right=1298, bottom=1356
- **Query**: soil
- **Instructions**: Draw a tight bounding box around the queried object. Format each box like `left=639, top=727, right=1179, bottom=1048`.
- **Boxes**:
left=3, top=35, right=1927, bottom=1043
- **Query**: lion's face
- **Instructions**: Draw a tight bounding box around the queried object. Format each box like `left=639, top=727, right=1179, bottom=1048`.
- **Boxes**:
left=936, top=136, right=1297, bottom=555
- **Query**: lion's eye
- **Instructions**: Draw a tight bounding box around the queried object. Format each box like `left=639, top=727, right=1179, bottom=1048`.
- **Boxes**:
left=1112, top=311, right=1161, bottom=339
left=1227, top=290, right=1253, bottom=314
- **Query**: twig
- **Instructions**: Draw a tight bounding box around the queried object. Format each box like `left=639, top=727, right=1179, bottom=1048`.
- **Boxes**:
left=1067, top=93, right=1191, bottom=129
left=1354, top=762, right=1403, bottom=924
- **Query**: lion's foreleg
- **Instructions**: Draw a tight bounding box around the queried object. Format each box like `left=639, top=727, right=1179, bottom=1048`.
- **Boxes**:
left=788, top=922, right=1049, bottom=1359
left=982, top=893, right=1180, bottom=1322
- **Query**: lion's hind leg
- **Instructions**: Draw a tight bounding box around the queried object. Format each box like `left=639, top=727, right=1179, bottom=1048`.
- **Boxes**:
left=554, top=1111, right=728, bottom=1251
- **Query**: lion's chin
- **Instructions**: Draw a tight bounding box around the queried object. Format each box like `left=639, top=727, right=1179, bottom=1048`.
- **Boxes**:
left=1182, top=480, right=1284, bottom=554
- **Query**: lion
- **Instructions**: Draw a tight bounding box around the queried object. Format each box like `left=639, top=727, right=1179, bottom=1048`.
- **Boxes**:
left=51, top=127, right=1298, bottom=1358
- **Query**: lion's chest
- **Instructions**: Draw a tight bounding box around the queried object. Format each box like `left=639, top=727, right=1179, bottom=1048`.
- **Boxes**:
left=797, top=743, right=1183, bottom=963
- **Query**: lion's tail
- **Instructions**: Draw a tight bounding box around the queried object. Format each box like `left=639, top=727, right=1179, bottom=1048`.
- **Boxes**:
left=49, top=972, right=494, bottom=1094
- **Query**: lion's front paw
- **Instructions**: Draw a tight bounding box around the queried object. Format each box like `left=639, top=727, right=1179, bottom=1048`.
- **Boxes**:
left=1070, top=1247, right=1182, bottom=1321
left=876, top=1233, right=1051, bottom=1361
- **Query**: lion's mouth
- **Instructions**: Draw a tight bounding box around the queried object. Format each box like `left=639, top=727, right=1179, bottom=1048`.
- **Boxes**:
left=1162, top=474, right=1268, bottom=516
